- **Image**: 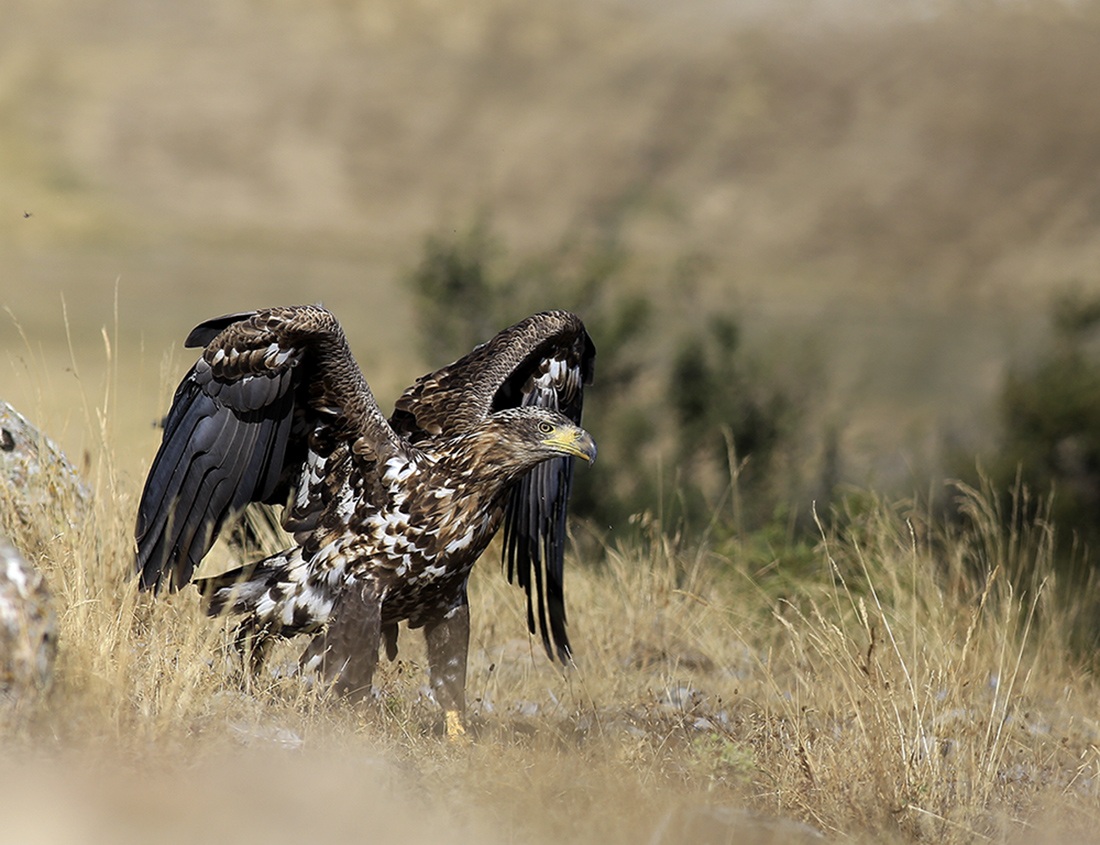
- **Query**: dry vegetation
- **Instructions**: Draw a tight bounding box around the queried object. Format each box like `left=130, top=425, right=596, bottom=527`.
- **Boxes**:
left=2, top=361, right=1098, bottom=845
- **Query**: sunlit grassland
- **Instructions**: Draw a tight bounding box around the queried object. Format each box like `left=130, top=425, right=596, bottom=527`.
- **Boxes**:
left=2, top=335, right=1098, bottom=845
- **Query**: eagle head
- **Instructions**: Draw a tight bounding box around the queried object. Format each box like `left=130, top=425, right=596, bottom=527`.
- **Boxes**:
left=484, top=407, right=597, bottom=471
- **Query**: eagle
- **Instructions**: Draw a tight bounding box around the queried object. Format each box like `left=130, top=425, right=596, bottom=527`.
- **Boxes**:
left=134, top=305, right=595, bottom=739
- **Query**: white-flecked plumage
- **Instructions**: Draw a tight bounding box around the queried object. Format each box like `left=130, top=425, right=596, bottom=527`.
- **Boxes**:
left=136, top=305, right=595, bottom=730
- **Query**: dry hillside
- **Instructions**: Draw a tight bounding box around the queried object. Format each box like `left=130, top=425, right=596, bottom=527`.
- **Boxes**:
left=6, top=1, right=1100, bottom=486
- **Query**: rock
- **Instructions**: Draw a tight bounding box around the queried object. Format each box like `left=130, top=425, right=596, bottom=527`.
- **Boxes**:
left=0, top=536, right=57, bottom=701
left=0, top=400, right=89, bottom=549
left=649, top=804, right=825, bottom=845
left=0, top=403, right=73, bottom=709
left=0, top=400, right=89, bottom=505
left=627, top=638, right=716, bottom=673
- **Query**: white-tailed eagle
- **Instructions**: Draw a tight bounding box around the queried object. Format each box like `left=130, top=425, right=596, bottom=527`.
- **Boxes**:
left=135, top=305, right=595, bottom=738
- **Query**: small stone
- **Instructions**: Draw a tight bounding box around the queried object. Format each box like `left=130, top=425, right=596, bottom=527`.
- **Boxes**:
left=649, top=804, right=825, bottom=845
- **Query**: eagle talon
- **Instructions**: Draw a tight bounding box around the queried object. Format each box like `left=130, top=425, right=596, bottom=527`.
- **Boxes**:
left=444, top=710, right=469, bottom=743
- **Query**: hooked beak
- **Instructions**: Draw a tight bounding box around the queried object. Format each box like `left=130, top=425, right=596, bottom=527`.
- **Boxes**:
left=543, top=425, right=598, bottom=464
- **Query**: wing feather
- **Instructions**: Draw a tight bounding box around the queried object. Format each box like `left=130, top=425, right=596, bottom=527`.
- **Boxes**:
left=136, top=305, right=403, bottom=593
left=391, top=310, right=594, bottom=437
left=391, top=310, right=595, bottom=662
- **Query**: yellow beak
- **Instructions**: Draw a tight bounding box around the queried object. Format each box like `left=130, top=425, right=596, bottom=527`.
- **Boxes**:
left=543, top=425, right=598, bottom=463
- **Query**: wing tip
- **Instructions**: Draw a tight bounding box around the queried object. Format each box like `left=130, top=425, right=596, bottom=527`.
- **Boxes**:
left=184, top=311, right=258, bottom=348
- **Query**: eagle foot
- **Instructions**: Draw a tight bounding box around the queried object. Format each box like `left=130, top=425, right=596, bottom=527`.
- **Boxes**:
left=444, top=710, right=470, bottom=744
left=230, top=620, right=277, bottom=688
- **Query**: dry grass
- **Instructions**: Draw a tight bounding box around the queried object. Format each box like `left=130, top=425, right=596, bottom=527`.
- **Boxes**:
left=2, top=364, right=1098, bottom=844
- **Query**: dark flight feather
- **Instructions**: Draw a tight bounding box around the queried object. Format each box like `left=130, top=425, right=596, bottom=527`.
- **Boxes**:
left=390, top=310, right=594, bottom=661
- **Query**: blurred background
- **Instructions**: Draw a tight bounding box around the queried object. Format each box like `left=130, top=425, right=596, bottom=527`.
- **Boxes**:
left=7, top=7, right=1100, bottom=836
left=6, top=0, right=1100, bottom=545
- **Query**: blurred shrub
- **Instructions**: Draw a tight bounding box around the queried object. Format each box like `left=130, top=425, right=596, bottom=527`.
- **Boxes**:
left=962, top=289, right=1100, bottom=651
left=986, top=289, right=1100, bottom=550
left=405, top=221, right=817, bottom=538
left=668, top=313, right=799, bottom=530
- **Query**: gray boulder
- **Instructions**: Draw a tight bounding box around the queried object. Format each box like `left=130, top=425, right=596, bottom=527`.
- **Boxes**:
left=0, top=401, right=79, bottom=708
left=1, top=400, right=90, bottom=535
left=0, top=535, right=57, bottom=700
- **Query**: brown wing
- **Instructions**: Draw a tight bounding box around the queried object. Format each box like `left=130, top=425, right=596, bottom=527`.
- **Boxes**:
left=390, top=310, right=593, bottom=438
left=135, top=305, right=405, bottom=592
left=390, top=310, right=595, bottom=662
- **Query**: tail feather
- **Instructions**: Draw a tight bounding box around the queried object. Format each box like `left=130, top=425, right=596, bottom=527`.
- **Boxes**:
left=198, top=558, right=288, bottom=617
left=195, top=547, right=336, bottom=636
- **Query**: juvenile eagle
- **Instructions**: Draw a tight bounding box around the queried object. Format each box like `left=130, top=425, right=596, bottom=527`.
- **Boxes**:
left=135, top=305, right=595, bottom=738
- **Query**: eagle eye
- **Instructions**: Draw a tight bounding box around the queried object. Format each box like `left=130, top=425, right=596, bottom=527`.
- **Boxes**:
left=538, top=420, right=555, bottom=435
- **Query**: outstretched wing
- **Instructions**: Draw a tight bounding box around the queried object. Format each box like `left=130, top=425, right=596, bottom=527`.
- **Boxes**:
left=390, top=310, right=595, bottom=662
left=136, top=305, right=403, bottom=592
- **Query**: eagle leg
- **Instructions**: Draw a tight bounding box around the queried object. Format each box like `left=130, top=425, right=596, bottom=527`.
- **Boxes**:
left=299, top=577, right=382, bottom=703
left=232, top=619, right=276, bottom=686
left=423, top=599, right=470, bottom=741
left=382, top=622, right=399, bottom=661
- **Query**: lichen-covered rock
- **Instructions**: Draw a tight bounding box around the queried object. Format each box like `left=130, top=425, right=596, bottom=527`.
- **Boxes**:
left=0, top=402, right=74, bottom=708
left=0, top=400, right=90, bottom=502
left=0, top=536, right=57, bottom=700
left=0, top=400, right=90, bottom=548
